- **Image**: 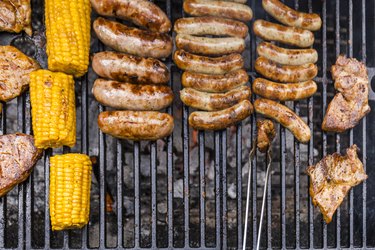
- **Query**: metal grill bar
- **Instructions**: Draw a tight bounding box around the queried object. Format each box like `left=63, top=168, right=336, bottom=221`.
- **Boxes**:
left=236, top=124, right=242, bottom=250
left=214, top=131, right=221, bottom=249
left=151, top=142, right=157, bottom=248
left=134, top=142, right=140, bottom=248
left=221, top=131, right=227, bottom=249
left=167, top=65, right=174, bottom=249
left=198, top=131, right=205, bottom=247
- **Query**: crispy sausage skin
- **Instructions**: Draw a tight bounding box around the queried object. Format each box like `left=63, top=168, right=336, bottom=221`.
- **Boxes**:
left=262, top=0, right=322, bottom=31
left=174, top=17, right=248, bottom=38
left=183, top=0, right=253, bottom=22
left=180, top=86, right=251, bottom=111
left=98, top=111, right=174, bottom=141
left=182, top=69, right=249, bottom=93
left=90, top=0, right=171, bottom=33
left=173, top=50, right=244, bottom=75
left=93, top=17, right=173, bottom=58
left=189, top=100, right=253, bottom=130
left=253, top=19, right=314, bottom=48
left=254, top=98, right=311, bottom=143
left=92, top=51, right=169, bottom=85
left=175, top=34, right=245, bottom=56
left=255, top=57, right=317, bottom=83
left=257, top=42, right=318, bottom=65
left=257, top=119, right=276, bottom=153
left=92, top=79, right=173, bottom=111
left=252, top=78, right=317, bottom=101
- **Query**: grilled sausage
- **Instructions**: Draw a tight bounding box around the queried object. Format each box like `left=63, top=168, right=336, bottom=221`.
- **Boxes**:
left=174, top=17, right=248, bottom=38
left=255, top=57, right=317, bottom=83
left=252, top=78, right=317, bottom=101
left=253, top=19, right=314, bottom=48
left=257, top=42, right=318, bottom=65
left=180, top=86, right=251, bottom=111
left=175, top=34, right=245, bottom=56
left=262, top=0, right=322, bottom=31
left=91, top=0, right=171, bottom=33
left=92, top=51, right=169, bottom=85
left=173, top=50, right=244, bottom=75
left=257, top=119, right=276, bottom=153
left=183, top=0, right=253, bottom=22
left=98, top=111, right=174, bottom=141
left=181, top=69, right=249, bottom=93
left=254, top=98, right=311, bottom=143
left=93, top=17, right=173, bottom=58
left=189, top=100, right=253, bottom=130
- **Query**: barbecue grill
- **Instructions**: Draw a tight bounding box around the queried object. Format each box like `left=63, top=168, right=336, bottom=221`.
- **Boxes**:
left=0, top=0, right=374, bottom=249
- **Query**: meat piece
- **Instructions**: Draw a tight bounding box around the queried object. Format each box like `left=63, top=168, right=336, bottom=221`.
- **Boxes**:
left=0, top=133, right=43, bottom=197
left=0, top=0, right=32, bottom=35
left=322, top=56, right=370, bottom=132
left=256, top=119, right=276, bottom=153
left=306, top=145, right=367, bottom=223
left=0, top=46, right=40, bottom=102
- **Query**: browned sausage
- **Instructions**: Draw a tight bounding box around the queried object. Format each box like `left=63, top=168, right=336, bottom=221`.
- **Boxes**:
left=180, top=86, right=251, bottom=111
left=257, top=42, right=318, bottom=65
left=252, top=78, right=317, bottom=101
left=262, top=0, right=322, bottom=31
left=255, top=57, right=317, bottom=83
left=183, top=0, right=253, bottom=22
left=181, top=69, right=249, bottom=93
left=92, top=79, right=173, bottom=111
left=93, top=17, right=173, bottom=58
left=253, top=19, right=314, bottom=48
left=254, top=98, right=311, bottom=143
left=174, top=17, right=248, bottom=38
left=92, top=51, right=169, bottom=85
left=175, top=34, right=245, bottom=56
left=189, top=100, right=253, bottom=130
left=90, top=0, right=171, bottom=33
left=173, top=50, right=244, bottom=75
left=257, top=119, right=276, bottom=153
left=98, top=111, right=174, bottom=141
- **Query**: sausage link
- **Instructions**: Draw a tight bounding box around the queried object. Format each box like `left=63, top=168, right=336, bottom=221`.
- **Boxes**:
left=92, top=79, right=173, bottom=111
left=253, top=19, right=314, bottom=48
left=262, top=0, right=322, bottom=31
left=90, top=0, right=171, bottom=33
left=180, top=86, right=251, bottom=111
left=183, top=0, right=253, bottom=22
left=174, top=17, right=248, bottom=38
left=252, top=78, right=317, bottom=101
left=257, top=42, right=318, bottom=65
left=254, top=98, right=311, bottom=143
left=92, top=51, right=169, bottom=85
left=255, top=57, right=317, bottom=83
left=93, top=17, right=172, bottom=58
left=173, top=50, right=244, bottom=75
left=98, top=111, right=174, bottom=141
left=182, top=69, right=249, bottom=93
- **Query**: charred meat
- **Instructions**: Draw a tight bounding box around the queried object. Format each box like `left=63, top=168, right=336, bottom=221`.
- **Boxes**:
left=257, top=119, right=276, bottom=153
left=0, top=0, right=32, bottom=35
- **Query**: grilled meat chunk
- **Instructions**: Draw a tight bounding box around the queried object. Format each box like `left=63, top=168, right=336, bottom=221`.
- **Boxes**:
left=0, top=46, right=40, bottom=102
left=0, top=133, right=43, bottom=197
left=322, top=56, right=370, bottom=132
left=257, top=119, right=276, bottom=153
left=0, top=0, right=32, bottom=35
left=306, top=145, right=367, bottom=223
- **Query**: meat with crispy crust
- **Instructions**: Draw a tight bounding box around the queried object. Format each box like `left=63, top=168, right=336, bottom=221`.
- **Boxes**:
left=0, top=0, right=32, bottom=35
left=256, top=119, right=276, bottom=153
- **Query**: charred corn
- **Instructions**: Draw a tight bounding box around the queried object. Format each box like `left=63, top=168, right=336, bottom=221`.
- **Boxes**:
left=45, top=0, right=91, bottom=77
left=30, top=70, right=76, bottom=149
left=50, top=154, right=92, bottom=231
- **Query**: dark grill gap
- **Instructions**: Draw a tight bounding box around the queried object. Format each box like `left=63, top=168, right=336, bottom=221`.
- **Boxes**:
left=0, top=0, right=374, bottom=249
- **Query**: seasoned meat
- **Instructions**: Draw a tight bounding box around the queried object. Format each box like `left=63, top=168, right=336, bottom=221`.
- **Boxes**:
left=0, top=46, right=40, bottom=102
left=0, top=0, right=32, bottom=35
left=322, top=56, right=370, bottom=132
left=256, top=119, right=276, bottom=153
left=0, top=133, right=43, bottom=197
left=306, top=145, right=367, bottom=223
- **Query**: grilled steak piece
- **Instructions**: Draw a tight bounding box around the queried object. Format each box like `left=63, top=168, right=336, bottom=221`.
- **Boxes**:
left=0, top=133, right=43, bottom=197
left=0, top=0, right=32, bottom=35
left=257, top=119, right=276, bottom=153
left=322, top=56, right=370, bottom=132
left=306, top=145, right=367, bottom=223
left=0, top=46, right=40, bottom=102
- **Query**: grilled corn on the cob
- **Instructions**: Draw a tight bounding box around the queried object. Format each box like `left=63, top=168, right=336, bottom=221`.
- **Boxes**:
left=30, top=70, right=76, bottom=149
left=45, top=0, right=91, bottom=77
left=50, top=154, right=92, bottom=231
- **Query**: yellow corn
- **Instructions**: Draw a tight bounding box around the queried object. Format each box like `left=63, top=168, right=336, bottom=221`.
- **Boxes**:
left=50, top=154, right=92, bottom=231
left=45, top=0, right=91, bottom=77
left=30, top=70, right=76, bottom=149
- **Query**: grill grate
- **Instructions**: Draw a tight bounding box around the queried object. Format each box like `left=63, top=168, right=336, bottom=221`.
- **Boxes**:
left=0, top=0, right=374, bottom=249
